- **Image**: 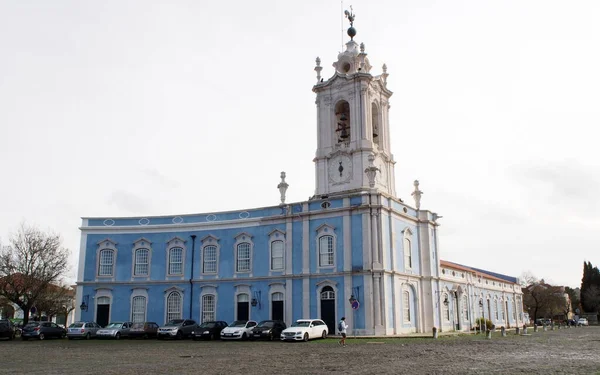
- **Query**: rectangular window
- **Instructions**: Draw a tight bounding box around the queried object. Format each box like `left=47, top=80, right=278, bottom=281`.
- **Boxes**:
left=319, top=236, right=334, bottom=267
left=202, top=295, right=215, bottom=323
left=463, top=296, right=469, bottom=321
left=403, top=291, right=410, bottom=323
left=169, top=248, right=183, bottom=275
left=98, top=249, right=114, bottom=276
left=236, top=243, right=251, bottom=272
left=134, top=249, right=149, bottom=276
left=203, top=246, right=217, bottom=273
left=271, top=240, right=284, bottom=270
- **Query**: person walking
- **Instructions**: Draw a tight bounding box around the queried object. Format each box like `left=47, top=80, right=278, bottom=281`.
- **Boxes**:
left=337, top=317, right=348, bottom=347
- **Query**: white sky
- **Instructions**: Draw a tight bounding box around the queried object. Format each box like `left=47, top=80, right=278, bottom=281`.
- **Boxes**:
left=1, top=0, right=598, bottom=288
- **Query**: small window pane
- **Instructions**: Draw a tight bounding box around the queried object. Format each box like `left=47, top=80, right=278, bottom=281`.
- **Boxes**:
left=202, top=294, right=215, bottom=323
left=132, top=296, right=146, bottom=323
left=134, top=249, right=149, bottom=276
left=167, top=291, right=182, bottom=321
left=318, top=236, right=334, bottom=267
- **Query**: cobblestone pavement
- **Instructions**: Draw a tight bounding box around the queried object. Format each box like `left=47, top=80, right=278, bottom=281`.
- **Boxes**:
left=1, top=326, right=599, bottom=374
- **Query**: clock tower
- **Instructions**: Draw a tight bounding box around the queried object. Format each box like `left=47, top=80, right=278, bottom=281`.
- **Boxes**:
left=313, top=11, right=396, bottom=198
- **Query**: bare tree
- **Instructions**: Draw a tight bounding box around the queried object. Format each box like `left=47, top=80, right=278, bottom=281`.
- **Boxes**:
left=521, top=273, right=568, bottom=322
left=0, top=223, right=70, bottom=325
left=34, top=283, right=75, bottom=323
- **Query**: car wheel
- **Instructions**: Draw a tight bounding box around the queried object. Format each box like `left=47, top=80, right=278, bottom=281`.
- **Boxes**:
left=211, top=333, right=216, bottom=340
left=269, top=333, right=274, bottom=341
left=61, top=332, right=66, bottom=339
left=303, top=333, right=309, bottom=342
left=143, top=333, right=149, bottom=339
left=242, top=332, right=247, bottom=341
left=321, top=330, right=327, bottom=339
left=39, top=333, right=45, bottom=340
left=115, top=332, right=121, bottom=340
left=176, top=331, right=183, bottom=340
left=86, top=333, right=91, bottom=340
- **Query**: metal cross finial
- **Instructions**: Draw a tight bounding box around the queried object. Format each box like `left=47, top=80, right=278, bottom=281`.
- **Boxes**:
left=344, top=6, right=355, bottom=27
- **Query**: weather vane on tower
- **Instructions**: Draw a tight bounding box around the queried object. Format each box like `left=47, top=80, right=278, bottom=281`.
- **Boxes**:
left=344, top=6, right=357, bottom=40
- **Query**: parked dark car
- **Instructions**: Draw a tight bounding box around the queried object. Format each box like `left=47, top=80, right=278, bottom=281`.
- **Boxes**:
left=251, top=320, right=287, bottom=341
left=191, top=321, right=228, bottom=340
left=67, top=321, right=101, bottom=340
left=157, top=319, right=197, bottom=339
left=21, top=322, right=66, bottom=340
left=129, top=322, right=159, bottom=339
left=0, top=320, right=16, bottom=340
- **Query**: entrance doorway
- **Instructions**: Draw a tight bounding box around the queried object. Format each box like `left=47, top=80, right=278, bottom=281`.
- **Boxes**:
left=96, top=296, right=110, bottom=327
left=320, top=286, right=335, bottom=334
left=237, top=293, right=249, bottom=321
left=271, top=292, right=284, bottom=321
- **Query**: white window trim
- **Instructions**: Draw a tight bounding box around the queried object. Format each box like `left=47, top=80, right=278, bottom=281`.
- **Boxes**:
left=131, top=238, right=152, bottom=278
left=234, top=233, right=254, bottom=274
left=200, top=285, right=218, bottom=323
left=268, top=229, right=286, bottom=271
left=315, top=280, right=338, bottom=324
left=315, top=224, right=336, bottom=269
left=403, top=290, right=411, bottom=323
left=96, top=239, right=118, bottom=279
left=130, top=288, right=148, bottom=323
left=93, top=288, right=113, bottom=324
left=269, top=283, right=286, bottom=321
left=200, top=235, right=220, bottom=275
left=165, top=237, right=187, bottom=277
left=164, top=287, right=184, bottom=323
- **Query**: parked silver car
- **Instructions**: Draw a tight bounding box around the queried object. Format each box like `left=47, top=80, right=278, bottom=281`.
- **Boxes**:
left=96, top=322, right=133, bottom=339
left=157, top=319, right=197, bottom=339
left=67, top=321, right=101, bottom=340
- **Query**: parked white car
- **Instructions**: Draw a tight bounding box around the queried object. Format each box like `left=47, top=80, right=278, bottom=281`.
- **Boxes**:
left=280, top=319, right=328, bottom=342
left=577, top=318, right=589, bottom=326
left=220, top=320, right=257, bottom=340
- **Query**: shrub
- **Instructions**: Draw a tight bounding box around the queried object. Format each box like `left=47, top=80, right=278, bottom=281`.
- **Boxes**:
left=475, top=317, right=493, bottom=330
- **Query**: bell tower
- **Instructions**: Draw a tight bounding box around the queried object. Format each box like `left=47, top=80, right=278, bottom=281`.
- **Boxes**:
left=313, top=9, right=396, bottom=198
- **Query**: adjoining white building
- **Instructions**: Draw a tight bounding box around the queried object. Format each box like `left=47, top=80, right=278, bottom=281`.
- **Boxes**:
left=75, top=13, right=523, bottom=334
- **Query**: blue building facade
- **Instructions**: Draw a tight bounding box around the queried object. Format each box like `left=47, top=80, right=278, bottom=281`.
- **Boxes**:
left=75, top=18, right=524, bottom=335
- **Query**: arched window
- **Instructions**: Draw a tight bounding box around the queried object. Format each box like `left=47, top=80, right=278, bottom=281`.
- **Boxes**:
left=272, top=292, right=284, bottom=301
left=270, top=240, right=284, bottom=270
left=319, top=235, right=334, bottom=267
left=495, top=300, right=499, bottom=320
left=166, top=291, right=182, bottom=322
left=334, top=101, right=351, bottom=144
left=236, top=243, right=251, bottom=272
left=443, top=293, right=450, bottom=321
left=403, top=291, right=411, bottom=323
left=371, top=102, right=380, bottom=146
left=134, top=249, right=149, bottom=276
left=500, top=299, right=505, bottom=321
left=321, top=286, right=335, bottom=300
left=202, top=294, right=215, bottom=323
left=203, top=245, right=217, bottom=273
left=462, top=295, right=469, bottom=321
left=168, top=247, right=183, bottom=275
left=97, top=296, right=110, bottom=305
left=98, top=249, right=114, bottom=276
left=131, top=296, right=146, bottom=323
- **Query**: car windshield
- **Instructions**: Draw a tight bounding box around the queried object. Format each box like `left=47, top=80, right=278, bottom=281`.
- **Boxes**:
left=165, top=320, right=184, bottom=326
left=131, top=323, right=145, bottom=329
left=292, top=321, right=311, bottom=327
left=70, top=323, right=84, bottom=328
left=229, top=321, right=247, bottom=327
left=257, top=321, right=274, bottom=328
left=105, top=323, right=123, bottom=328
left=199, top=322, right=215, bottom=328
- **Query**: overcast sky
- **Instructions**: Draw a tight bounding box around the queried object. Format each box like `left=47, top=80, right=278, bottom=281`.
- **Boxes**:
left=1, top=0, right=598, bottom=288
